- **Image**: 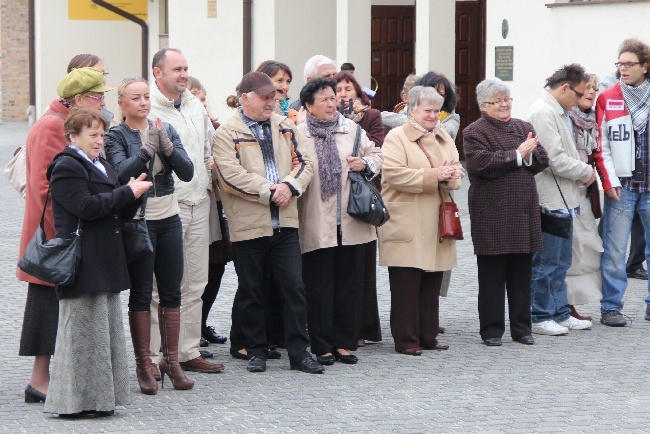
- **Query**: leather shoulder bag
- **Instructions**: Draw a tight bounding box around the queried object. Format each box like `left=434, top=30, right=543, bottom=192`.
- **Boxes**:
left=540, top=168, right=572, bottom=239
left=346, top=125, right=390, bottom=227
left=122, top=155, right=155, bottom=263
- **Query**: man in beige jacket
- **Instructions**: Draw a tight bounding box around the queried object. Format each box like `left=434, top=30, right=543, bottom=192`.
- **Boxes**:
left=526, top=64, right=596, bottom=336
left=213, top=72, right=323, bottom=374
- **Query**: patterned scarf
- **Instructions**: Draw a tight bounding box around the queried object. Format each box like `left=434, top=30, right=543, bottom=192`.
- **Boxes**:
left=620, top=78, right=650, bottom=133
left=352, top=98, right=370, bottom=123
left=569, top=106, right=598, bottom=158
left=278, top=96, right=290, bottom=116
left=408, top=116, right=433, bottom=134
left=305, top=111, right=342, bottom=201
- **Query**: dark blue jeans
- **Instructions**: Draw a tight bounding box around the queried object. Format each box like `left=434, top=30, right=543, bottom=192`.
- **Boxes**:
left=232, top=228, right=310, bottom=364
left=128, top=215, right=183, bottom=311
left=531, top=226, right=573, bottom=323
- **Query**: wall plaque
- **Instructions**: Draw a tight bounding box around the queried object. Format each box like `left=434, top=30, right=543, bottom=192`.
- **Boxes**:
left=495, top=46, right=514, bottom=81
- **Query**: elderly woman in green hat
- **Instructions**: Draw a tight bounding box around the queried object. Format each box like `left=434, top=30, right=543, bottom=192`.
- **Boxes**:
left=17, top=67, right=112, bottom=406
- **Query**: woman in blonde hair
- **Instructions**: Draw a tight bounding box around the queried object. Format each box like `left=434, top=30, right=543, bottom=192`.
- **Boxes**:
left=105, top=77, right=196, bottom=394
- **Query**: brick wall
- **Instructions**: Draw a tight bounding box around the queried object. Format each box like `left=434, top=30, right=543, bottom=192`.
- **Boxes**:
left=0, top=0, right=29, bottom=122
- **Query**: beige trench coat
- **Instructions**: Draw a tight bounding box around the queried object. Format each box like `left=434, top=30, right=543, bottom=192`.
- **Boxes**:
left=378, top=122, right=462, bottom=272
left=296, top=117, right=383, bottom=254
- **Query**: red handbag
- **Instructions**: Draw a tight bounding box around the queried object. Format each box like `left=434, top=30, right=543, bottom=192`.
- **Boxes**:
left=438, top=186, right=463, bottom=242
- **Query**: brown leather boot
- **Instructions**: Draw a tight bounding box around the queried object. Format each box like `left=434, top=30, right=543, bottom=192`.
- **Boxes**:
left=158, top=306, right=194, bottom=390
left=128, top=311, right=158, bottom=395
left=568, top=304, right=592, bottom=321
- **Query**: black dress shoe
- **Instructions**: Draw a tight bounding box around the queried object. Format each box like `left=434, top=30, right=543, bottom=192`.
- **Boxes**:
left=230, top=348, right=251, bottom=360
left=627, top=267, right=649, bottom=280
left=247, top=356, right=266, bottom=372
left=25, top=384, right=46, bottom=403
left=266, top=348, right=282, bottom=359
left=200, top=337, right=209, bottom=348
left=59, top=410, right=101, bottom=419
left=516, top=335, right=535, bottom=345
left=316, top=354, right=335, bottom=366
left=290, top=356, right=325, bottom=374
left=199, top=349, right=213, bottom=358
left=202, top=326, right=228, bottom=344
left=334, top=350, right=358, bottom=365
left=483, top=338, right=502, bottom=346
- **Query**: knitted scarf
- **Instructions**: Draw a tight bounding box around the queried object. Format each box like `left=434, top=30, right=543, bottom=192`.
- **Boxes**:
left=278, top=96, right=290, bottom=116
left=620, top=78, right=650, bottom=133
left=408, top=116, right=433, bottom=135
left=569, top=106, right=598, bottom=159
left=306, top=111, right=342, bottom=201
left=352, top=98, right=370, bottom=123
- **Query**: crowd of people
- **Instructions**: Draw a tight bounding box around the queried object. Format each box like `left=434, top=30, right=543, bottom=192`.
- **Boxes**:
left=14, top=38, right=650, bottom=417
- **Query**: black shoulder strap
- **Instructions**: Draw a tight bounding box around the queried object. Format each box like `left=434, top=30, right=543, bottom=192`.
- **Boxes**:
left=42, top=154, right=88, bottom=235
left=351, top=125, right=363, bottom=157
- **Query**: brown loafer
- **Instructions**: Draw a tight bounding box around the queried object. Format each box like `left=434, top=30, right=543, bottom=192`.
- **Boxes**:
left=150, top=363, right=162, bottom=381
left=399, top=347, right=422, bottom=356
left=483, top=338, right=502, bottom=347
left=179, top=356, right=224, bottom=373
left=515, top=335, right=535, bottom=345
left=423, top=342, right=450, bottom=350
left=568, top=304, right=592, bottom=321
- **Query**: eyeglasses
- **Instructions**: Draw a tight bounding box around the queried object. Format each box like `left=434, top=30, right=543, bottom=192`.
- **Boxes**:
left=569, top=86, right=584, bottom=99
left=483, top=98, right=513, bottom=106
left=615, top=61, right=641, bottom=69
left=85, top=93, right=105, bottom=102
left=102, top=72, right=110, bottom=76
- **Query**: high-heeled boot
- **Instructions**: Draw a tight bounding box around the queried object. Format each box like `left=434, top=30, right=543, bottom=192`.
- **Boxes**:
left=158, top=306, right=194, bottom=390
left=128, top=311, right=158, bottom=395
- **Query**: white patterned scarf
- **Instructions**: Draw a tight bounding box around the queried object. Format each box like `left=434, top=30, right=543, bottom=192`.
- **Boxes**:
left=620, top=78, right=650, bottom=134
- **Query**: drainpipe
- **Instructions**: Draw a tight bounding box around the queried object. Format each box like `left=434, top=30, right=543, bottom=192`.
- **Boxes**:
left=243, top=0, right=252, bottom=74
left=91, top=0, right=149, bottom=78
left=27, top=0, right=35, bottom=125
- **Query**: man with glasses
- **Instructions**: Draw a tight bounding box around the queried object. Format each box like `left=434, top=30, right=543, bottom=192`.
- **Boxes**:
left=526, top=64, right=596, bottom=336
left=594, top=39, right=650, bottom=326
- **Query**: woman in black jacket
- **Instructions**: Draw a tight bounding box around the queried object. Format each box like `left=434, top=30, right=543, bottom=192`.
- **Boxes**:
left=105, top=77, right=195, bottom=394
left=44, top=108, right=152, bottom=417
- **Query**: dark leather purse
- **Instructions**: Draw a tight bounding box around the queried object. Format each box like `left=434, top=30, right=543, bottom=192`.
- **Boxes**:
left=587, top=155, right=602, bottom=219
left=122, top=157, right=154, bottom=263
left=347, top=125, right=390, bottom=227
left=18, top=175, right=82, bottom=286
left=540, top=168, right=572, bottom=239
left=438, top=186, right=463, bottom=242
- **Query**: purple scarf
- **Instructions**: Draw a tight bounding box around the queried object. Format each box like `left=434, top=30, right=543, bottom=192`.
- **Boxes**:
left=306, top=111, right=342, bottom=201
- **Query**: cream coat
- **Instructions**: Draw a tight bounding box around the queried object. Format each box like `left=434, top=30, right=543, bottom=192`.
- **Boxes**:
left=296, top=118, right=383, bottom=254
left=378, top=122, right=461, bottom=272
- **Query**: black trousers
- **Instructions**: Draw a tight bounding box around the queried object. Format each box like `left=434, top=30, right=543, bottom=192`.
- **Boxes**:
left=232, top=228, right=310, bottom=364
left=201, top=262, right=226, bottom=329
left=302, top=243, right=364, bottom=355
left=627, top=211, right=647, bottom=271
left=359, top=240, right=382, bottom=342
left=388, top=267, right=442, bottom=352
left=128, top=215, right=183, bottom=311
left=477, top=253, right=532, bottom=340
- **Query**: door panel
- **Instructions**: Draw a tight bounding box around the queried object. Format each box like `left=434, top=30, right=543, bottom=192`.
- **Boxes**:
left=455, top=0, right=485, bottom=160
left=371, top=6, right=415, bottom=111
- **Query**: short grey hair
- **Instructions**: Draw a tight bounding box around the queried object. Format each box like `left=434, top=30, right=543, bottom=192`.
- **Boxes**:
left=407, top=86, right=444, bottom=112
left=476, top=78, right=510, bottom=109
left=303, top=55, right=336, bottom=82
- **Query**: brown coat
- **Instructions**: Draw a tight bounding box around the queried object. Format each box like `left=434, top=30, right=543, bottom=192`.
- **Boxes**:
left=463, top=113, right=549, bottom=256
left=296, top=118, right=383, bottom=254
left=378, top=122, right=462, bottom=272
left=16, top=100, right=68, bottom=285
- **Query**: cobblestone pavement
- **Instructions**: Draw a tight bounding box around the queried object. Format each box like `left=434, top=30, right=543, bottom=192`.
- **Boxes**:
left=1, top=122, right=649, bottom=433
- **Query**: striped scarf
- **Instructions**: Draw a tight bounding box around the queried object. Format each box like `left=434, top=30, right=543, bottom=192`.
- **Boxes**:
left=620, top=78, right=650, bottom=134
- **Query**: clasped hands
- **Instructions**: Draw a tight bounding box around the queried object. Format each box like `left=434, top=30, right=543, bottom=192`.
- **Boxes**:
left=438, top=160, right=462, bottom=182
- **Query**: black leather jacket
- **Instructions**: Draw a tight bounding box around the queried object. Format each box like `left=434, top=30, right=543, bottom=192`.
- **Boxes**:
left=105, top=120, right=194, bottom=198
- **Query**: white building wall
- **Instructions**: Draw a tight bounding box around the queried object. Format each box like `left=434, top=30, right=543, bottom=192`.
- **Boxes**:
left=167, top=0, right=242, bottom=120
left=35, top=0, right=159, bottom=118
left=486, top=1, right=650, bottom=118
left=337, top=0, right=372, bottom=90
left=415, top=0, right=455, bottom=78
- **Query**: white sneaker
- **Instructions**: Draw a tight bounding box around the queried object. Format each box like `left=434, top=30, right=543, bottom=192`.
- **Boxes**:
left=532, top=320, right=569, bottom=336
left=557, top=316, right=592, bottom=330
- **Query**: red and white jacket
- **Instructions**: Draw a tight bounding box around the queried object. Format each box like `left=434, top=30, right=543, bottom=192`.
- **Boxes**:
left=593, top=83, right=635, bottom=191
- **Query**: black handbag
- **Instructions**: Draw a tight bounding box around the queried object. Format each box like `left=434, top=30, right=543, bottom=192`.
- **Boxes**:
left=18, top=188, right=82, bottom=286
left=346, top=125, right=390, bottom=227
left=122, top=157, right=154, bottom=263
left=540, top=168, right=572, bottom=239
